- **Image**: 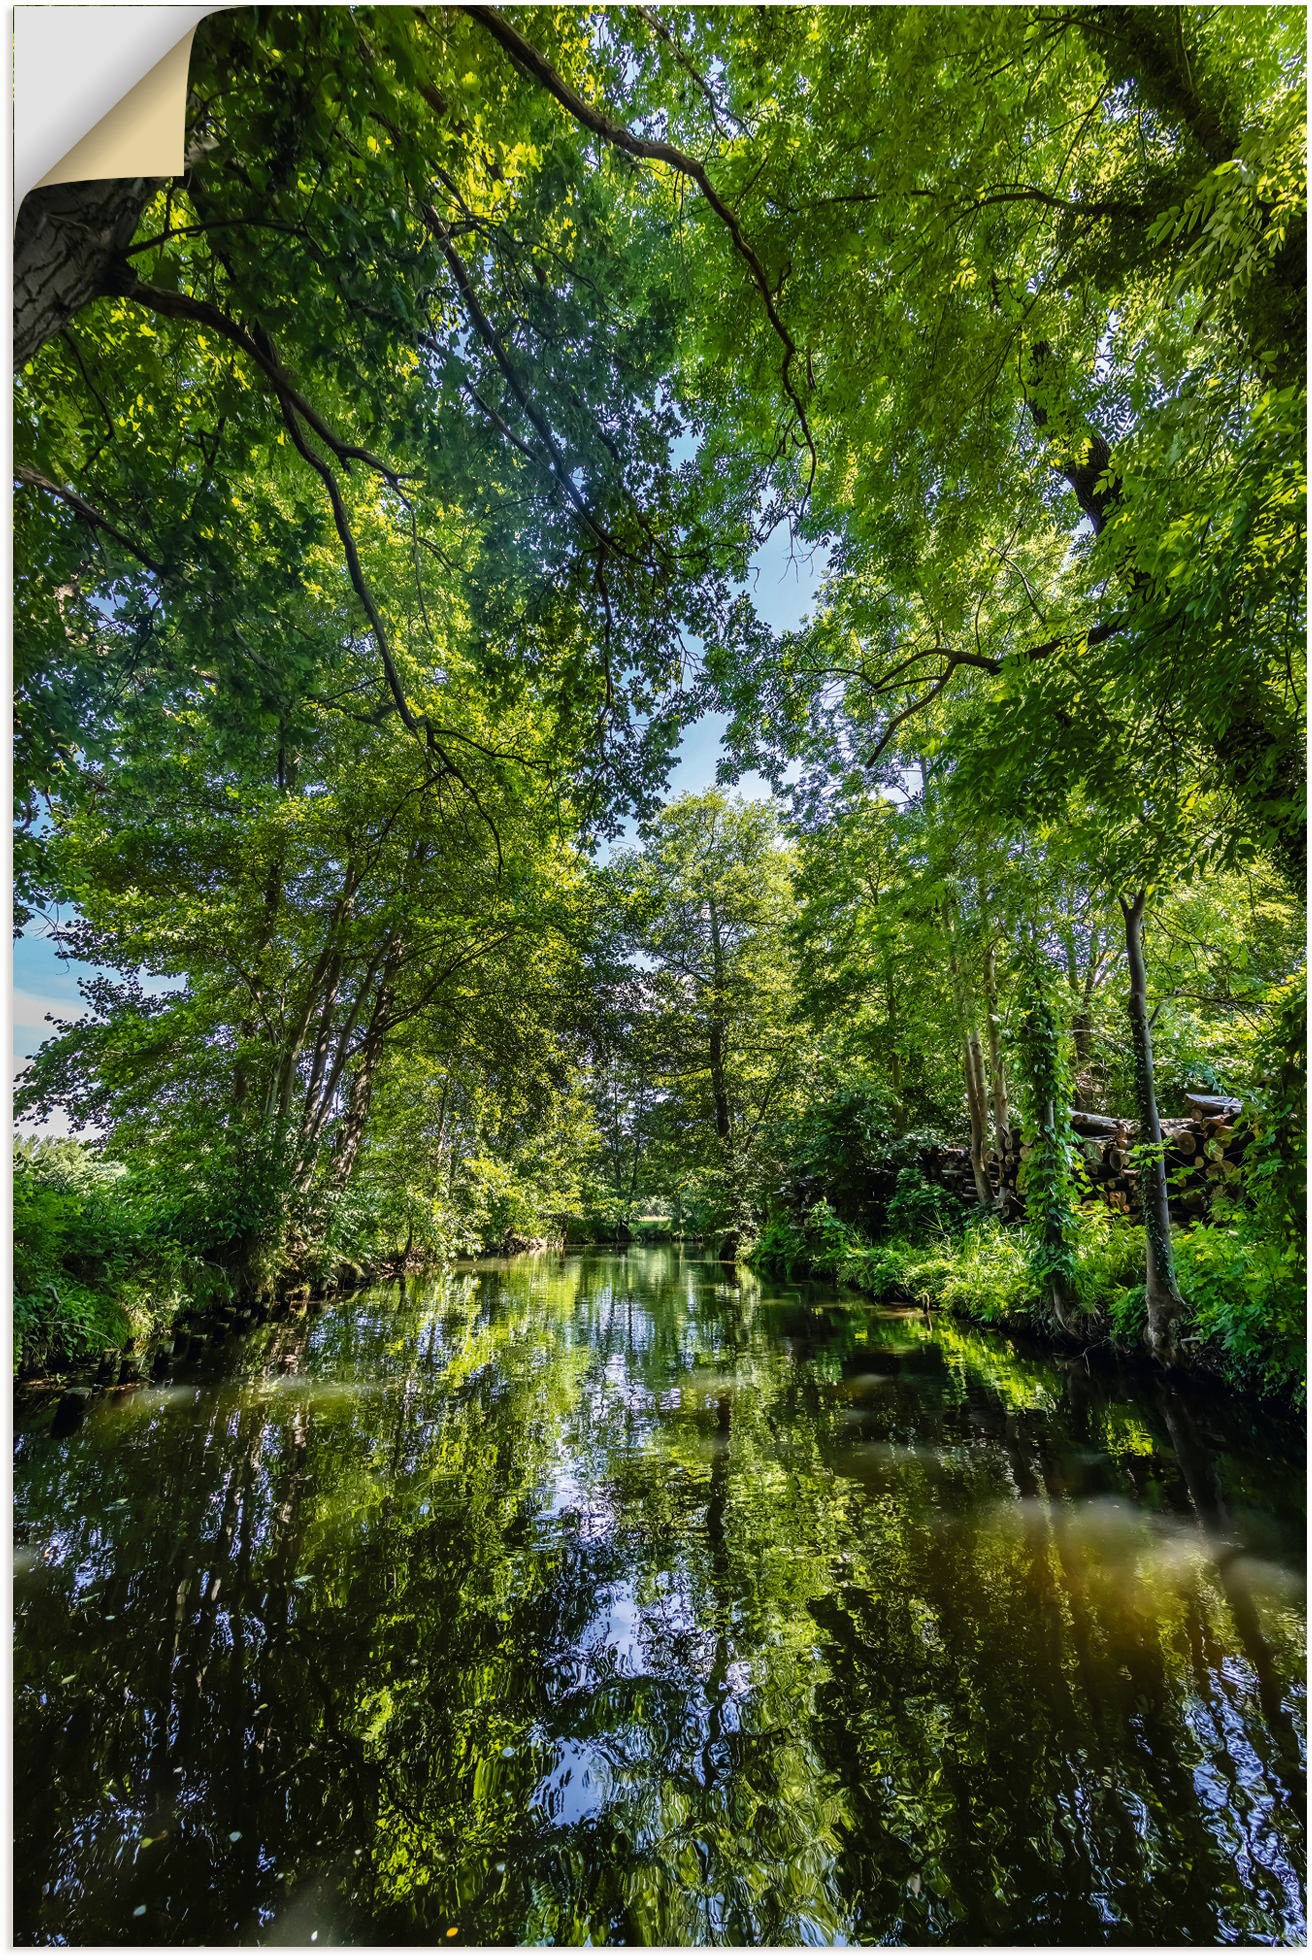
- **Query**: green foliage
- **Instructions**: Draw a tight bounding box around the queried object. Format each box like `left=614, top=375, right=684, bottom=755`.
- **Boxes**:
left=772, top=1084, right=961, bottom=1237
left=1241, top=967, right=1307, bottom=1261
left=12, top=1139, right=198, bottom=1371
left=753, top=1190, right=1302, bottom=1401
left=1068, top=1211, right=1148, bottom=1322
left=1174, top=1207, right=1306, bottom=1402
left=12, top=8, right=1304, bottom=1408
left=885, top=1164, right=967, bottom=1241
left=927, top=1223, right=1040, bottom=1328
left=590, top=793, right=801, bottom=1243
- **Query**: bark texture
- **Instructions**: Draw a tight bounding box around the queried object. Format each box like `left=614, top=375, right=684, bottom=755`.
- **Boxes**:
left=1121, top=890, right=1185, bottom=1363
left=14, top=179, right=157, bottom=372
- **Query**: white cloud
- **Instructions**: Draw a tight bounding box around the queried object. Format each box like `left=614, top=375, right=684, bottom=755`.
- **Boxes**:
left=11, top=987, right=88, bottom=1043
left=11, top=1054, right=89, bottom=1141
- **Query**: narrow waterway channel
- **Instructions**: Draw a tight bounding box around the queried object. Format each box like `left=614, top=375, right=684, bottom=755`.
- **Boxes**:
left=13, top=1248, right=1306, bottom=1945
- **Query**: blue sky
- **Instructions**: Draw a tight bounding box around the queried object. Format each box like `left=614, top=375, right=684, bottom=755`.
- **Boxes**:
left=11, top=522, right=825, bottom=1100
left=620, top=519, right=824, bottom=823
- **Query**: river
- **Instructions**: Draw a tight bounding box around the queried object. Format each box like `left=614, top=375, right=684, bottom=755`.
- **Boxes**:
left=13, top=1248, right=1306, bottom=1944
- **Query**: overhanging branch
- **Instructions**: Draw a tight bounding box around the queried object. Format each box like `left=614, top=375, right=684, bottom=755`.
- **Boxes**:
left=14, top=463, right=165, bottom=576
left=117, top=272, right=406, bottom=483
left=463, top=3, right=816, bottom=487
left=275, top=387, right=505, bottom=871
left=865, top=617, right=1126, bottom=765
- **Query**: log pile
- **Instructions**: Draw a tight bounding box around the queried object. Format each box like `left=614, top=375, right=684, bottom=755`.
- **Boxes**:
left=921, top=1142, right=987, bottom=1207
left=922, top=1092, right=1248, bottom=1222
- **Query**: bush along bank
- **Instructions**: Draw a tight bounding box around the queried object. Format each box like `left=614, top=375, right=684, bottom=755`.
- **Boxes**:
left=12, top=1138, right=573, bottom=1390
left=749, top=1169, right=1305, bottom=1408
left=13, top=1141, right=390, bottom=1393
left=752, top=978, right=1306, bottom=1407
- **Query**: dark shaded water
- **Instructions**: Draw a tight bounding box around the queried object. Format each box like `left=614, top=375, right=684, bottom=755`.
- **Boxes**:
left=13, top=1249, right=1306, bottom=1945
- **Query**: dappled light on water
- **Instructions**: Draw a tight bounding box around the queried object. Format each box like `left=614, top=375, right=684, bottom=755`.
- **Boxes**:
left=13, top=1249, right=1305, bottom=1944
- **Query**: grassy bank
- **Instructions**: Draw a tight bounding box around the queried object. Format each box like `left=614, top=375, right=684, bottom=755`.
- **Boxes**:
left=12, top=1139, right=565, bottom=1380
left=751, top=1199, right=1305, bottom=1405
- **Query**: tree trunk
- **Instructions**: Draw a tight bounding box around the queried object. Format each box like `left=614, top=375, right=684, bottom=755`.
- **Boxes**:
left=982, top=938, right=1010, bottom=1161
left=1038, top=1087, right=1080, bottom=1336
left=945, top=904, right=993, bottom=1207
left=884, top=952, right=906, bottom=1128
left=331, top=1036, right=381, bottom=1187
left=706, top=894, right=733, bottom=1148
left=706, top=890, right=742, bottom=1257
left=1121, top=889, right=1184, bottom=1363
left=14, top=179, right=158, bottom=372
left=963, top=1027, right=993, bottom=1206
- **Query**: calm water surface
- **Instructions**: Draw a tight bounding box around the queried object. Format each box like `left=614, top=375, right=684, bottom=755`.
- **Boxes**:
left=13, top=1249, right=1306, bottom=1944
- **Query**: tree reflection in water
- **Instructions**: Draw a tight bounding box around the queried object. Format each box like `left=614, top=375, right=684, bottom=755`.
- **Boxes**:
left=13, top=1249, right=1306, bottom=1944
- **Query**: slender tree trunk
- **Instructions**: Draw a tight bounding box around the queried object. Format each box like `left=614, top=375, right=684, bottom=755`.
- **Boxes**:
left=1070, top=927, right=1105, bottom=1071
left=982, top=938, right=1009, bottom=1159
left=1121, top=889, right=1184, bottom=1362
left=946, top=904, right=993, bottom=1207
left=964, top=1026, right=993, bottom=1204
left=300, top=952, right=345, bottom=1123
left=706, top=896, right=732, bottom=1149
left=266, top=863, right=360, bottom=1146
left=708, top=1016, right=732, bottom=1144
left=626, top=1082, right=649, bottom=1213
left=883, top=952, right=906, bottom=1128
left=706, top=892, right=740, bottom=1258
left=296, top=946, right=390, bottom=1181
left=1037, top=1082, right=1080, bottom=1335
left=331, top=1036, right=382, bottom=1186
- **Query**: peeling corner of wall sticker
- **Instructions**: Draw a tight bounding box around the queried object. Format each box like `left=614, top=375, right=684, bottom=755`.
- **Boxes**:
left=13, top=7, right=224, bottom=220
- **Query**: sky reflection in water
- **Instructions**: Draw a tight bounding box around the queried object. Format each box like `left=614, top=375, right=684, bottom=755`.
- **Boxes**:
left=13, top=1248, right=1307, bottom=1944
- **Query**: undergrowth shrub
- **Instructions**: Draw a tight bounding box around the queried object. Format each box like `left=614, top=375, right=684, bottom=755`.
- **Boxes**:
left=751, top=1189, right=1303, bottom=1402
left=13, top=1139, right=197, bottom=1372
left=931, top=1220, right=1041, bottom=1325
left=1174, top=1205, right=1305, bottom=1401
left=885, top=1164, right=967, bottom=1238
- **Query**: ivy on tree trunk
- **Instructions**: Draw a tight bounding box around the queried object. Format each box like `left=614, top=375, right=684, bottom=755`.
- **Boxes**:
left=1013, top=947, right=1082, bottom=1336
left=1120, top=890, right=1185, bottom=1364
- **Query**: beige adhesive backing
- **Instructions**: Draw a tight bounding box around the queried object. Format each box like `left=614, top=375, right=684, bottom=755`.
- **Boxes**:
left=36, top=27, right=200, bottom=188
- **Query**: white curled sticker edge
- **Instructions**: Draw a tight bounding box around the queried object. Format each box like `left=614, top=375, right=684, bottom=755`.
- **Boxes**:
left=14, top=6, right=227, bottom=219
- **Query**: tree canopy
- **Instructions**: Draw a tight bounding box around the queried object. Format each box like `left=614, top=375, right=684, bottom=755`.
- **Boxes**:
left=13, top=4, right=1305, bottom=1392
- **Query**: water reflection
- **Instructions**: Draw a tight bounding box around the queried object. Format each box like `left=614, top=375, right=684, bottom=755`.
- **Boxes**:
left=13, top=1249, right=1306, bottom=1944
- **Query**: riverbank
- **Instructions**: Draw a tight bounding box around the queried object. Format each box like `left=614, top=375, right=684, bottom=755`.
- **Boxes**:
left=14, top=1206, right=687, bottom=1400
left=749, top=1203, right=1305, bottom=1406
left=16, top=1241, right=563, bottom=1401
left=13, top=1139, right=590, bottom=1390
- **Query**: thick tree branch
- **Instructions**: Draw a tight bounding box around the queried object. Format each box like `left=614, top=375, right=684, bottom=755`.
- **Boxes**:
left=14, top=464, right=165, bottom=576
left=463, top=3, right=816, bottom=486
left=116, top=272, right=404, bottom=482
left=1071, top=7, right=1239, bottom=170
left=864, top=618, right=1125, bottom=765
left=1024, top=340, right=1119, bottom=533
left=14, top=178, right=159, bottom=372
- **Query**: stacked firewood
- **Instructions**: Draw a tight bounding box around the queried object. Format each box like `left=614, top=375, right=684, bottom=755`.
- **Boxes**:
left=922, top=1093, right=1248, bottom=1221
left=1166, top=1093, right=1250, bottom=1218
left=921, top=1142, right=985, bottom=1206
